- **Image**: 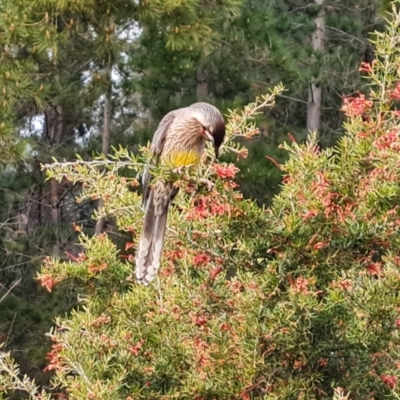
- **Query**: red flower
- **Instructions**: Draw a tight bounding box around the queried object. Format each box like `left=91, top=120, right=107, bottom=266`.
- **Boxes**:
left=290, top=276, right=315, bottom=295
left=72, top=222, right=82, bottom=232
left=356, top=131, right=368, bottom=139
left=366, top=262, right=382, bottom=276
left=119, top=254, right=134, bottom=261
left=165, top=248, right=184, bottom=262
left=359, top=61, right=372, bottom=73
left=338, top=279, right=352, bottom=291
left=193, top=253, right=211, bottom=267
left=190, top=312, right=209, bottom=327
left=220, top=323, right=233, bottom=332
left=313, top=241, right=328, bottom=250
left=187, top=196, right=211, bottom=220
left=210, top=202, right=230, bottom=216
left=236, top=147, right=249, bottom=160
left=390, top=82, right=400, bottom=100
left=228, top=280, right=243, bottom=294
left=302, top=210, right=318, bottom=220
left=381, top=374, right=397, bottom=389
left=318, top=358, right=329, bottom=367
left=214, top=163, right=239, bottom=179
left=44, top=340, right=65, bottom=372
left=342, top=93, right=373, bottom=117
left=125, top=242, right=135, bottom=251
left=38, top=274, right=57, bottom=292
left=88, top=262, right=108, bottom=274
left=209, top=266, right=223, bottom=280
left=287, top=132, right=297, bottom=143
left=374, top=130, right=400, bottom=151
left=129, top=340, right=144, bottom=356
left=92, top=314, right=111, bottom=327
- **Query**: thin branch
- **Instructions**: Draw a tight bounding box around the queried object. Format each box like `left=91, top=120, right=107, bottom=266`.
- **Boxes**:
left=5, top=313, right=17, bottom=347
left=325, top=25, right=368, bottom=45
left=41, top=159, right=141, bottom=170
left=277, top=94, right=308, bottom=105
left=0, top=278, right=22, bottom=304
left=56, top=183, right=78, bottom=208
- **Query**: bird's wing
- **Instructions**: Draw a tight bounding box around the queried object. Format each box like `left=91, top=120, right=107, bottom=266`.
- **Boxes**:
left=151, top=110, right=177, bottom=155
left=141, top=110, right=177, bottom=210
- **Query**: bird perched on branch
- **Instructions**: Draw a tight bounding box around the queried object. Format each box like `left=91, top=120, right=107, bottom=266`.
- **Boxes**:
left=135, top=102, right=226, bottom=285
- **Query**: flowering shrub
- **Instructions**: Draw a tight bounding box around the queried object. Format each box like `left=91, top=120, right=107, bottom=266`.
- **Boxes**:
left=4, top=6, right=400, bottom=399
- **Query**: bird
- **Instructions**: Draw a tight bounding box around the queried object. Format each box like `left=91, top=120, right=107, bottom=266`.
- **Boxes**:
left=135, top=102, right=226, bottom=285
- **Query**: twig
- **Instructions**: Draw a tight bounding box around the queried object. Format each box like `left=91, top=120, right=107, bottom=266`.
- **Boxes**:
left=0, top=278, right=22, bottom=304
left=5, top=312, right=17, bottom=347
left=325, top=26, right=368, bottom=45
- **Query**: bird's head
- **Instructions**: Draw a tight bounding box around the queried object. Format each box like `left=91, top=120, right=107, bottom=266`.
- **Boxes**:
left=189, top=102, right=226, bottom=158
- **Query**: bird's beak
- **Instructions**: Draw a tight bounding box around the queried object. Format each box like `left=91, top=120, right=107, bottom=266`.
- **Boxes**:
left=204, top=130, right=215, bottom=145
left=205, top=130, right=218, bottom=158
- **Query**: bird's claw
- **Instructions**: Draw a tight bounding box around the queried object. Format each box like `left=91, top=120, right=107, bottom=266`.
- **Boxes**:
left=198, top=178, right=214, bottom=192
left=172, top=166, right=184, bottom=175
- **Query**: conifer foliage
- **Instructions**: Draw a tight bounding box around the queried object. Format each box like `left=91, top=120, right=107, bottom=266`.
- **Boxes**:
left=4, top=3, right=400, bottom=399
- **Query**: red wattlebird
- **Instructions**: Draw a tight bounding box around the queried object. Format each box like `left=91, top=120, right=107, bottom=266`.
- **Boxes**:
left=135, top=103, right=226, bottom=285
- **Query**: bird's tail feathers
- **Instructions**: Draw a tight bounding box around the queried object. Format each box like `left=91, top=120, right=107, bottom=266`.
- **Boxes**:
left=135, top=184, right=171, bottom=285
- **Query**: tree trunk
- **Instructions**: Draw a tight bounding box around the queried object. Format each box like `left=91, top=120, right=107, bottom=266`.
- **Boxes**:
left=196, top=68, right=208, bottom=101
left=45, top=105, right=64, bottom=256
left=95, top=65, right=112, bottom=235
left=307, top=0, right=325, bottom=135
left=101, top=87, right=112, bottom=156
left=50, top=178, right=60, bottom=257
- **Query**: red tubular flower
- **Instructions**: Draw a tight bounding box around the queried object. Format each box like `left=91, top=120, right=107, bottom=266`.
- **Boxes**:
left=342, top=93, right=373, bottom=117
left=125, top=242, right=135, bottom=251
left=92, top=314, right=111, bottom=327
left=374, top=130, right=400, bottom=151
left=129, top=340, right=144, bottom=356
left=38, top=274, right=57, bottom=292
left=165, top=248, right=184, bottom=262
left=313, top=241, right=328, bottom=250
left=88, top=262, right=107, bottom=274
left=193, top=253, right=211, bottom=267
left=44, top=341, right=65, bottom=372
left=236, top=147, right=249, bottom=160
left=214, top=163, right=240, bottom=179
left=302, top=210, right=318, bottom=220
left=187, top=196, right=211, bottom=220
left=209, top=266, right=223, bottom=280
left=390, top=82, right=400, bottom=100
left=210, top=202, right=230, bottom=216
left=381, top=375, right=397, bottom=389
left=366, top=262, right=382, bottom=276
left=359, top=61, right=372, bottom=73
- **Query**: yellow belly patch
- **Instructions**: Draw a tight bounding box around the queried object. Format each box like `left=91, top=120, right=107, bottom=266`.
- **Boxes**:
left=163, top=150, right=201, bottom=168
